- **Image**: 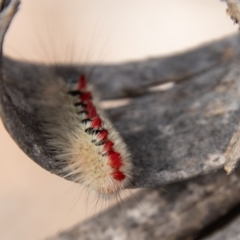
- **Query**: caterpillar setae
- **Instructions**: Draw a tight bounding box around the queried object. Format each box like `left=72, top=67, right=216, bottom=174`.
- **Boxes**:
left=40, top=74, right=133, bottom=198
left=0, top=0, right=133, bottom=199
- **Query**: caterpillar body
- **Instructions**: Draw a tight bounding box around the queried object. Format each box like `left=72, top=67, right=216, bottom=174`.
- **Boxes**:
left=0, top=0, right=133, bottom=198
left=41, top=74, right=133, bottom=198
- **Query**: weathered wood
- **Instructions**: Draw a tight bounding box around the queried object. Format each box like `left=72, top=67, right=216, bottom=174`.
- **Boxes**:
left=5, top=49, right=240, bottom=187
left=47, top=168, right=240, bottom=240
left=204, top=213, right=240, bottom=240
left=56, top=34, right=240, bottom=100
left=220, top=1, right=240, bottom=175
left=2, top=27, right=240, bottom=188
left=110, top=58, right=240, bottom=188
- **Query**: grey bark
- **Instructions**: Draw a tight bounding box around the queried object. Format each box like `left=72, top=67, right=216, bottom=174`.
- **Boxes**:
left=223, top=0, right=240, bottom=175
left=1, top=1, right=240, bottom=187
left=48, top=169, right=240, bottom=240
left=204, top=213, right=240, bottom=240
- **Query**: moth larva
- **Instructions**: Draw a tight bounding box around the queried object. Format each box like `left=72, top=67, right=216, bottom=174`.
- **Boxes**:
left=41, top=74, right=133, bottom=198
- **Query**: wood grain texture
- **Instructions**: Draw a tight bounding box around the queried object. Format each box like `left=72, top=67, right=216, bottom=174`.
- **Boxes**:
left=2, top=34, right=240, bottom=187
left=48, top=169, right=240, bottom=240
left=204, top=213, right=240, bottom=240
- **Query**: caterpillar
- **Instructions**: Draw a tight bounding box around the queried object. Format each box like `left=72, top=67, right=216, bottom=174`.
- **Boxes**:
left=0, top=0, right=133, bottom=199
left=41, top=74, right=133, bottom=198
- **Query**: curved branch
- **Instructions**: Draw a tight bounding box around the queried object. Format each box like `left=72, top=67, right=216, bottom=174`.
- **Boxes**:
left=0, top=0, right=240, bottom=188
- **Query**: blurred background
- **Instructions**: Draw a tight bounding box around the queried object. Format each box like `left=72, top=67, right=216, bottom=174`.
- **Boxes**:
left=0, top=0, right=237, bottom=239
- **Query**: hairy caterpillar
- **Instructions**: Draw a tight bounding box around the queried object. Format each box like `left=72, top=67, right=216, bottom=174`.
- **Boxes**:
left=41, top=74, right=133, bottom=197
left=0, top=0, right=133, bottom=199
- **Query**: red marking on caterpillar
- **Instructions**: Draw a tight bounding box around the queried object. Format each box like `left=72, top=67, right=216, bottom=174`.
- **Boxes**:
left=80, top=92, right=92, bottom=102
left=91, top=117, right=102, bottom=128
left=98, top=129, right=108, bottom=141
left=78, top=74, right=87, bottom=90
left=112, top=171, right=126, bottom=181
left=85, top=101, right=97, bottom=119
left=75, top=75, right=126, bottom=181
left=42, top=73, right=132, bottom=197
left=74, top=75, right=130, bottom=184
left=103, top=141, right=114, bottom=152
left=108, top=150, right=123, bottom=169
